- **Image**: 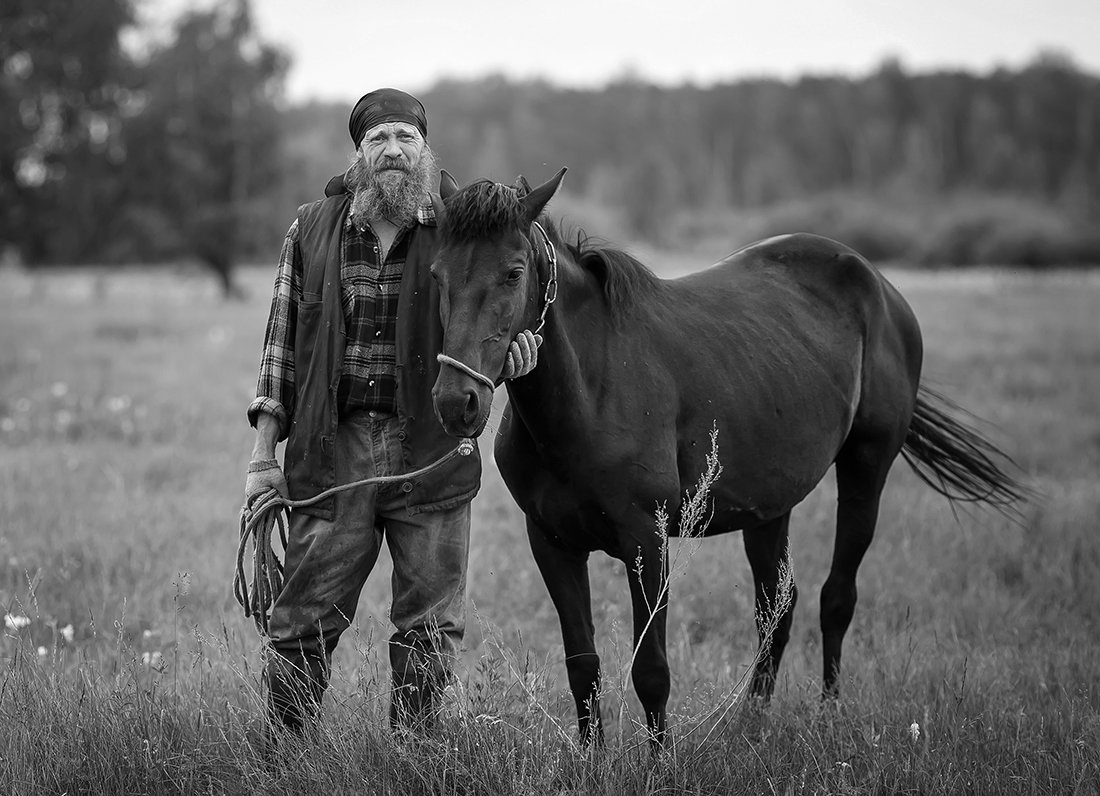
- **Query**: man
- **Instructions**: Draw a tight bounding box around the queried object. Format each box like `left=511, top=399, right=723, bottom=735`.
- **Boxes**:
left=243, top=88, right=537, bottom=732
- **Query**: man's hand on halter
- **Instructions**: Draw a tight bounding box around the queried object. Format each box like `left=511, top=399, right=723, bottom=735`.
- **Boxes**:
left=501, top=330, right=543, bottom=380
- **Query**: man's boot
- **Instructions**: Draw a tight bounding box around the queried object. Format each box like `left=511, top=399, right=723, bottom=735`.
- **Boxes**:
left=265, top=647, right=328, bottom=735
left=388, top=632, right=450, bottom=732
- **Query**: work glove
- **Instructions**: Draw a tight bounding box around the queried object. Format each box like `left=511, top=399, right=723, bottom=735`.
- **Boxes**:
left=244, top=459, right=288, bottom=509
left=501, top=330, right=543, bottom=380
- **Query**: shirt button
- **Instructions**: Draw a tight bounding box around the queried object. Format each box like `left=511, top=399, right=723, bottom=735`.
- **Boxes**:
left=375, top=330, right=381, bottom=337
left=368, top=380, right=375, bottom=386
left=401, top=481, right=413, bottom=493
left=368, top=410, right=376, bottom=418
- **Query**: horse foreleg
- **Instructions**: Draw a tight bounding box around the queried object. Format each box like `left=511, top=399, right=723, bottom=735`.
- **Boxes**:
left=526, top=518, right=602, bottom=744
left=743, top=511, right=798, bottom=700
left=625, top=540, right=670, bottom=746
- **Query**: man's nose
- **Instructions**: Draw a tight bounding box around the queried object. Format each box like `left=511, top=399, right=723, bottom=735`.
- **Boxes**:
left=383, top=137, right=403, bottom=158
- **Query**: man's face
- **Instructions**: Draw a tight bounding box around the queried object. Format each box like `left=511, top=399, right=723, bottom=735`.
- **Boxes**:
left=358, top=121, right=425, bottom=184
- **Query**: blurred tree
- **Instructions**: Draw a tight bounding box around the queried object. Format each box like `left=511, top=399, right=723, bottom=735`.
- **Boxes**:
left=0, top=0, right=134, bottom=264
left=115, top=0, right=287, bottom=296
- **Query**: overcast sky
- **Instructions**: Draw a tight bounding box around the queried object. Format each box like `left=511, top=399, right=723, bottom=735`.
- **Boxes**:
left=143, top=0, right=1100, bottom=104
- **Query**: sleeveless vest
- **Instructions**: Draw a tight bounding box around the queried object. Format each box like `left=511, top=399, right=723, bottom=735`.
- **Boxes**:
left=283, top=187, right=481, bottom=518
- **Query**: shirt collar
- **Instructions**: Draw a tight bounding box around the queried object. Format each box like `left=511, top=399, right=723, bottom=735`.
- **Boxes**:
left=416, top=198, right=436, bottom=227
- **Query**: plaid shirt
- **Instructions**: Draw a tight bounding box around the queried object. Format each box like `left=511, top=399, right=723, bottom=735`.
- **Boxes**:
left=248, top=200, right=436, bottom=439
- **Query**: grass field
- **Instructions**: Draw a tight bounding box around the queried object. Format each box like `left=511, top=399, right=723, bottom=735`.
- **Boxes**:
left=0, top=260, right=1098, bottom=794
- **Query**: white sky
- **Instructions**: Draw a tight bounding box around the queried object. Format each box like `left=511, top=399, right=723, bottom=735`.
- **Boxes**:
left=141, top=0, right=1100, bottom=104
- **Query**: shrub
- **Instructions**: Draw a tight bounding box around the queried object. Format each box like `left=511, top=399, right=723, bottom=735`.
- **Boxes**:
left=745, top=192, right=920, bottom=262
left=665, top=192, right=1099, bottom=269
left=910, top=195, right=1100, bottom=268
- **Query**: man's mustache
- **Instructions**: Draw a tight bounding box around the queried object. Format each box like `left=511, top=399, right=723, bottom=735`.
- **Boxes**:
left=377, top=158, right=409, bottom=173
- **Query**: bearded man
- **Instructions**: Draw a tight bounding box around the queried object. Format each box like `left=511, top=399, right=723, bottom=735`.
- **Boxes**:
left=243, top=88, right=537, bottom=732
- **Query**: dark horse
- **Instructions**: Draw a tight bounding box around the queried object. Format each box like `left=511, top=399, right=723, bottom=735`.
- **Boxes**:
left=430, top=169, right=1022, bottom=744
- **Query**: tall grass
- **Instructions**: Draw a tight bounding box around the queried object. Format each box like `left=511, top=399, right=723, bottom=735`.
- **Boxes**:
left=0, top=265, right=1098, bottom=793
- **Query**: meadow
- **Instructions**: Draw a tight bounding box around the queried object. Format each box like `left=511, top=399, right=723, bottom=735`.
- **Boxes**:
left=0, top=259, right=1097, bottom=795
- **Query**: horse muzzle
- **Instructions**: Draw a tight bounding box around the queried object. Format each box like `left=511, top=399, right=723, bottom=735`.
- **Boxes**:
left=432, top=378, right=493, bottom=438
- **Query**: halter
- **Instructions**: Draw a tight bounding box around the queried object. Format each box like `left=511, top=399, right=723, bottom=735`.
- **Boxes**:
left=436, top=219, right=558, bottom=388
left=529, top=220, right=558, bottom=336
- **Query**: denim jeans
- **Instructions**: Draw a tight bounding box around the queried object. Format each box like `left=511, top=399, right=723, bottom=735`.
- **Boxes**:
left=266, top=411, right=471, bottom=729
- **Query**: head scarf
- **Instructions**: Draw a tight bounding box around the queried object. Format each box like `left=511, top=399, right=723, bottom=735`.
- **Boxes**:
left=348, top=88, right=428, bottom=146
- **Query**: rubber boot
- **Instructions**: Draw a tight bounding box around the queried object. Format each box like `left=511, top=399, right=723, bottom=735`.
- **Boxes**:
left=388, top=632, right=450, bottom=732
left=265, top=647, right=328, bottom=734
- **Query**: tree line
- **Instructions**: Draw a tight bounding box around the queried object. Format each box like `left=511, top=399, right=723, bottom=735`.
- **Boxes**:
left=3, top=0, right=1098, bottom=289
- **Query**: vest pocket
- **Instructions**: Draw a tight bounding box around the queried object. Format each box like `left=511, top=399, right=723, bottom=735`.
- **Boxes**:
left=294, top=300, right=323, bottom=374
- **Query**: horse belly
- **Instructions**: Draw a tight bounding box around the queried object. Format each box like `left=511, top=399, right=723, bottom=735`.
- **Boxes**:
left=675, top=355, right=860, bottom=525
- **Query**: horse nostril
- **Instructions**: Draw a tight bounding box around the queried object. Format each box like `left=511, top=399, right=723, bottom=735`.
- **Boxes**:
left=462, top=390, right=480, bottom=426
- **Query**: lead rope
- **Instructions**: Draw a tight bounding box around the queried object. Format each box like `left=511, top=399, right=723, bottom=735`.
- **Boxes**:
left=436, top=219, right=558, bottom=388
left=233, top=438, right=476, bottom=636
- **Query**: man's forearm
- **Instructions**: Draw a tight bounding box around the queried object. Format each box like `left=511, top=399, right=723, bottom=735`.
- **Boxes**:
left=251, top=412, right=282, bottom=461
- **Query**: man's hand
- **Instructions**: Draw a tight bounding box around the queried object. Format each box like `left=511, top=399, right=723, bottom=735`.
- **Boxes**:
left=244, top=460, right=288, bottom=509
left=501, top=330, right=543, bottom=380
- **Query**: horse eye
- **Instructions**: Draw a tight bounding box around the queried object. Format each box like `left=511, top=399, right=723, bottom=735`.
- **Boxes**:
left=506, top=267, right=524, bottom=283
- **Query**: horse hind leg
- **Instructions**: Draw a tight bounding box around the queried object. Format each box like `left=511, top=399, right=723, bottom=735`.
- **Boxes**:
left=820, top=433, right=899, bottom=698
left=742, top=511, right=798, bottom=700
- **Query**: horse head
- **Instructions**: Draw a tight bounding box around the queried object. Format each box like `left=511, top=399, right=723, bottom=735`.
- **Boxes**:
left=431, top=167, right=567, bottom=438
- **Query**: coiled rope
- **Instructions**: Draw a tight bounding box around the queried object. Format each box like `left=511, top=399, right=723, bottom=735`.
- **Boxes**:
left=233, top=438, right=477, bottom=636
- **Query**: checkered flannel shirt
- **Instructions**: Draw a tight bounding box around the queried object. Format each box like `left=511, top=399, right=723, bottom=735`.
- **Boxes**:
left=247, top=200, right=436, bottom=440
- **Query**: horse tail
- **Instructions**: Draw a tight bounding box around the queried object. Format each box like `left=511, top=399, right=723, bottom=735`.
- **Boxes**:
left=900, top=385, right=1027, bottom=511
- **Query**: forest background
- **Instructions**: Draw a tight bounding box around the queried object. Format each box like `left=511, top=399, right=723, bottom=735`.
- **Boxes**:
left=4, top=0, right=1100, bottom=295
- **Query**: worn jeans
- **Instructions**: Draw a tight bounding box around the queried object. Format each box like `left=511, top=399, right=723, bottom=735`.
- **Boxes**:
left=265, top=411, right=470, bottom=730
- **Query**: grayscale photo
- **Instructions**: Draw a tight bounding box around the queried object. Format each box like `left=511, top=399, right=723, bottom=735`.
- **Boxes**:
left=1, top=1, right=1097, bottom=793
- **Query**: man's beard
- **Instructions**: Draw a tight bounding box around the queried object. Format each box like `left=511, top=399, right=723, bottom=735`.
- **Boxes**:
left=347, top=145, right=437, bottom=229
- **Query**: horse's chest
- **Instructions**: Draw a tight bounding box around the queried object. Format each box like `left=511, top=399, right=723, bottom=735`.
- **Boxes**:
left=511, top=463, right=618, bottom=549
left=500, top=446, right=673, bottom=555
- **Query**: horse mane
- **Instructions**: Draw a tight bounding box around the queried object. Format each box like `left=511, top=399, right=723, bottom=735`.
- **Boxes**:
left=441, top=180, right=661, bottom=318
left=441, top=180, right=527, bottom=245
left=572, top=233, right=661, bottom=319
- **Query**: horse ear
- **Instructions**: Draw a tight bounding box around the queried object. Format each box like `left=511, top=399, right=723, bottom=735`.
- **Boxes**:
left=521, top=167, right=567, bottom=223
left=513, top=175, right=532, bottom=196
left=439, top=169, right=459, bottom=200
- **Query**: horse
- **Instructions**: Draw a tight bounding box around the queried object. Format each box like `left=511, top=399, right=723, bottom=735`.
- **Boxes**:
left=429, top=168, right=1023, bottom=744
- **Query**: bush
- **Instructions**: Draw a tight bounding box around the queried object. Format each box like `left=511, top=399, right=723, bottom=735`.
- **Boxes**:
left=909, top=195, right=1100, bottom=268
left=696, top=192, right=1100, bottom=268
left=744, top=192, right=920, bottom=262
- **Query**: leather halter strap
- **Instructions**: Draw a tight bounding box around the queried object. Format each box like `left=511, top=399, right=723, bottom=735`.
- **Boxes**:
left=436, top=219, right=558, bottom=387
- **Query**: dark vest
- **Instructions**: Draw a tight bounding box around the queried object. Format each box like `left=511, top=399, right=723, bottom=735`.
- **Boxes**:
left=284, top=187, right=481, bottom=519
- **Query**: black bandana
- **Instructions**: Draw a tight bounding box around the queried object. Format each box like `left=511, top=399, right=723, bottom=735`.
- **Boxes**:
left=348, top=88, right=428, bottom=147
